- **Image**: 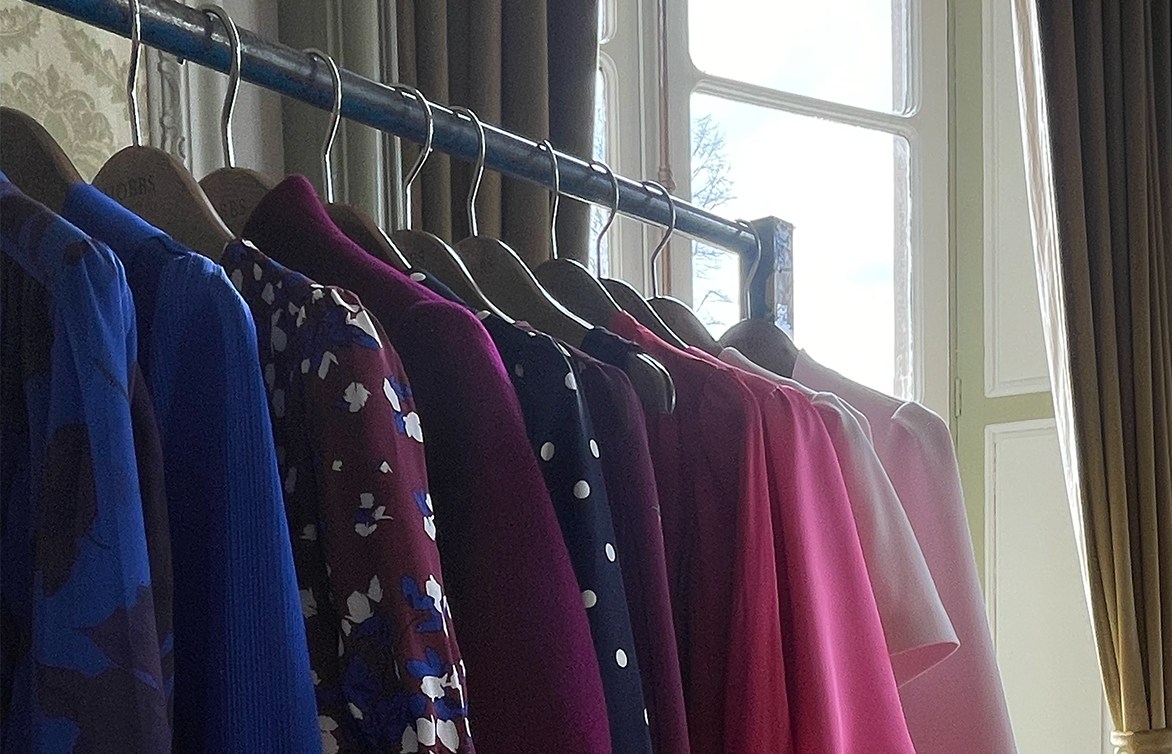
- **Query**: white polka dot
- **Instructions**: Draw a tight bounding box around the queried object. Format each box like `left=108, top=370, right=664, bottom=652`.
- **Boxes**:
left=301, top=358, right=311, bottom=374
left=514, top=364, right=524, bottom=377
left=331, top=460, right=343, bottom=471
left=589, top=439, right=600, bottom=458
left=264, top=362, right=275, bottom=386
left=253, top=263, right=263, bottom=280
left=582, top=589, right=597, bottom=608
left=476, top=310, right=491, bottom=320
left=410, top=272, right=427, bottom=282
left=605, top=543, right=616, bottom=562
left=379, top=461, right=391, bottom=474
left=564, top=371, right=577, bottom=390
left=573, top=480, right=590, bottom=499
left=540, top=442, right=555, bottom=461
left=615, top=648, right=628, bottom=668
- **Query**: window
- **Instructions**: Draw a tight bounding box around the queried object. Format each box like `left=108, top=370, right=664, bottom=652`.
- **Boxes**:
left=595, top=0, right=949, bottom=409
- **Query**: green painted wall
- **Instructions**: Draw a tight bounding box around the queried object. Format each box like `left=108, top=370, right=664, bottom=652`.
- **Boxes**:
left=948, top=0, right=1054, bottom=587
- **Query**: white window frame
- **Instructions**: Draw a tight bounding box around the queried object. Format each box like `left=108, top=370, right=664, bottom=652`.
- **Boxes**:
left=599, top=0, right=950, bottom=414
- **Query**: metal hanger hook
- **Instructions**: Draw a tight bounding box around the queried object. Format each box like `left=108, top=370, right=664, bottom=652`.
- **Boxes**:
left=126, top=0, right=143, bottom=147
left=199, top=4, right=241, bottom=169
left=396, top=85, right=434, bottom=230
left=589, top=160, right=620, bottom=265
left=538, top=140, right=560, bottom=259
left=643, top=179, right=676, bottom=298
left=451, top=106, right=485, bottom=237
left=303, top=48, right=342, bottom=204
left=737, top=219, right=761, bottom=315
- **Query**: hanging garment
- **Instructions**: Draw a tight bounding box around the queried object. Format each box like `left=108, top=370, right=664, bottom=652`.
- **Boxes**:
left=494, top=321, right=653, bottom=754
left=222, top=241, right=474, bottom=754
left=0, top=175, right=172, bottom=752
left=403, top=269, right=653, bottom=754
left=719, top=346, right=958, bottom=684
left=589, top=312, right=790, bottom=754
left=59, top=182, right=321, bottom=753
left=243, top=176, right=612, bottom=754
left=686, top=345, right=916, bottom=754
left=566, top=344, right=692, bottom=754
left=792, top=351, right=1018, bottom=754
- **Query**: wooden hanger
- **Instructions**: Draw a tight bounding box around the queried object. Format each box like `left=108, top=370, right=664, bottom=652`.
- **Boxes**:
left=640, top=180, right=722, bottom=355
left=597, top=179, right=688, bottom=349
left=297, top=48, right=412, bottom=272
left=93, top=0, right=232, bottom=260
left=453, top=133, right=591, bottom=346
left=534, top=159, right=623, bottom=327
left=330, top=205, right=410, bottom=271
left=389, top=89, right=509, bottom=317
left=718, top=219, right=800, bottom=376
left=600, top=277, right=688, bottom=349
left=650, top=297, right=722, bottom=355
left=0, top=107, right=84, bottom=212
left=530, top=158, right=675, bottom=412
left=194, top=5, right=274, bottom=235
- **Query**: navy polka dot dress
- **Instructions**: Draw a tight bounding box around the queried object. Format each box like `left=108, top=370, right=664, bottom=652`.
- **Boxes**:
left=413, top=273, right=653, bottom=754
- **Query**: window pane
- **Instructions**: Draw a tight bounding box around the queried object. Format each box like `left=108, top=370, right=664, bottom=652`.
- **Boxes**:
left=690, top=93, right=909, bottom=396
left=588, top=66, right=611, bottom=277
left=688, top=0, right=910, bottom=113
left=598, top=0, right=615, bottom=44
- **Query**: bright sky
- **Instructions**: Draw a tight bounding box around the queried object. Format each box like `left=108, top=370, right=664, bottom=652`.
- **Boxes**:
left=687, top=0, right=906, bottom=396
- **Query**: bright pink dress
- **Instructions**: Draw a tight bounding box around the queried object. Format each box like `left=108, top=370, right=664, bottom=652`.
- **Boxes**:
left=793, top=351, right=1018, bottom=754
left=720, top=347, right=958, bottom=684
left=692, top=348, right=918, bottom=754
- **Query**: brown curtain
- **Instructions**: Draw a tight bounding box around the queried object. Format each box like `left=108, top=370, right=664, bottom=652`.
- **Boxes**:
left=395, top=0, right=599, bottom=266
left=1012, top=1, right=1172, bottom=752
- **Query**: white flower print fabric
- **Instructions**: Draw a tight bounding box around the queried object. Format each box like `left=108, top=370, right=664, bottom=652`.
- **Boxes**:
left=483, top=318, right=654, bottom=754
left=224, top=243, right=473, bottom=753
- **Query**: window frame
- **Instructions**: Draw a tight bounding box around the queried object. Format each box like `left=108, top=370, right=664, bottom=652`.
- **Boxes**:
left=599, top=0, right=950, bottom=414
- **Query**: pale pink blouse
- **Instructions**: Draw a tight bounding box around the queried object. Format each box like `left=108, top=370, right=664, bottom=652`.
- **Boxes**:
left=720, top=347, right=958, bottom=684
left=793, top=350, right=1018, bottom=754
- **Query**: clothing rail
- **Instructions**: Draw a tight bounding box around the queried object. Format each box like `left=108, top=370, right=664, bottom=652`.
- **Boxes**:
left=21, top=0, right=792, bottom=320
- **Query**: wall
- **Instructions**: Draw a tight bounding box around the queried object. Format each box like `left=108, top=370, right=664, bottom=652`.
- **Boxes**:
left=950, top=0, right=1110, bottom=751
left=1, top=0, right=283, bottom=183
left=1, top=0, right=137, bottom=178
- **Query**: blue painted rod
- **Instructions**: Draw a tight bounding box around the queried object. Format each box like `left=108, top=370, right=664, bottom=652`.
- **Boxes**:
left=22, top=0, right=760, bottom=261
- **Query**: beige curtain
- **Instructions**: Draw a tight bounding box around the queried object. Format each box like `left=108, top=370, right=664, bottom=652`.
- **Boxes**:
left=395, top=0, right=599, bottom=266
left=1012, top=2, right=1172, bottom=753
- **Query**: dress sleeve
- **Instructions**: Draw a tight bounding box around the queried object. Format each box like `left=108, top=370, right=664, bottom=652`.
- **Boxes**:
left=302, top=288, right=473, bottom=754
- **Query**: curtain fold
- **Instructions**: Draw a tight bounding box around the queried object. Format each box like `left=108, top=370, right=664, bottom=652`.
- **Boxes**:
left=1012, top=1, right=1172, bottom=752
left=396, top=0, right=599, bottom=266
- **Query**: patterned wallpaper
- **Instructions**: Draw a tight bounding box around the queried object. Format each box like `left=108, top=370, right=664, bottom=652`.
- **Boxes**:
left=1, top=0, right=139, bottom=179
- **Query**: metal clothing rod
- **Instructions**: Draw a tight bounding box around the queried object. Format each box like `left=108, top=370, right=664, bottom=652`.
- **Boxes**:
left=21, top=0, right=760, bottom=261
